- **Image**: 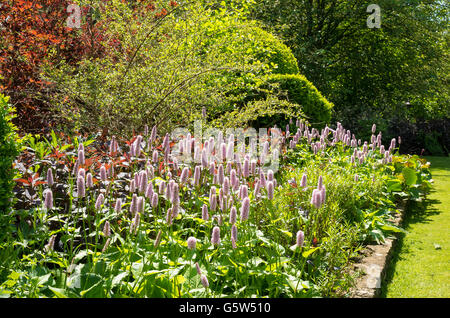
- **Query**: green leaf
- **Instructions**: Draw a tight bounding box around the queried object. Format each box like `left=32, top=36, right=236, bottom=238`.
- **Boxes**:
left=302, top=247, right=320, bottom=258
left=48, top=286, right=68, bottom=298
left=402, top=167, right=418, bottom=186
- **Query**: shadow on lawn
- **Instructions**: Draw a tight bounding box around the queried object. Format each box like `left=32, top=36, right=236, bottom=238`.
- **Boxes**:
left=379, top=156, right=449, bottom=297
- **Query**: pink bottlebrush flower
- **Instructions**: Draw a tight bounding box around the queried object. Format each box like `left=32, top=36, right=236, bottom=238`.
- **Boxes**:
left=372, top=124, right=376, bottom=134
left=78, top=168, right=86, bottom=180
left=162, top=133, right=170, bottom=151
left=390, top=138, right=396, bottom=149
left=95, top=193, right=105, bottom=210
left=100, top=165, right=107, bottom=182
left=129, top=142, right=136, bottom=157
left=45, top=235, right=56, bottom=252
left=231, top=224, right=238, bottom=243
left=220, top=195, right=228, bottom=212
left=109, top=136, right=117, bottom=155
left=154, top=230, right=162, bottom=248
left=254, top=180, right=261, bottom=198
left=300, top=173, right=307, bottom=188
left=194, top=166, right=201, bottom=185
left=226, top=142, right=234, bottom=162
left=250, top=160, right=257, bottom=175
left=243, top=159, right=249, bottom=178
left=173, top=157, right=179, bottom=173
left=172, top=202, right=180, bottom=219
left=102, top=237, right=111, bottom=253
left=354, top=174, right=359, bottom=182
left=240, top=197, right=250, bottom=221
left=351, top=155, right=355, bottom=164
left=296, top=230, right=304, bottom=248
left=47, top=168, right=54, bottom=187
left=115, top=198, right=122, bottom=214
left=180, top=167, right=189, bottom=184
left=229, top=206, right=237, bottom=224
left=187, top=237, right=197, bottom=250
left=267, top=169, right=274, bottom=182
left=239, top=184, right=248, bottom=200
left=210, top=194, right=217, bottom=211
left=202, top=107, right=207, bottom=118
left=223, top=177, right=230, bottom=196
left=320, top=186, right=326, bottom=205
left=209, top=162, right=215, bottom=176
left=231, top=236, right=237, bottom=249
left=129, top=179, right=136, bottom=193
left=201, top=149, right=208, bottom=168
left=130, top=194, right=137, bottom=215
left=103, top=220, right=111, bottom=237
left=195, top=262, right=202, bottom=275
left=145, top=183, right=154, bottom=199
left=144, top=125, right=149, bottom=136
left=139, top=170, right=148, bottom=193
left=218, top=164, right=224, bottom=185
left=147, top=164, right=154, bottom=179
left=172, top=183, right=180, bottom=204
left=152, top=150, right=158, bottom=163
left=202, top=204, right=209, bottom=221
left=317, top=176, right=323, bottom=190
left=151, top=192, right=159, bottom=208
left=200, top=274, right=209, bottom=288
left=77, top=175, right=85, bottom=198
left=310, top=189, right=322, bottom=209
left=131, top=212, right=140, bottom=234
left=194, top=146, right=201, bottom=163
left=78, top=149, right=85, bottom=165
left=230, top=169, right=238, bottom=190
left=158, top=180, right=166, bottom=194
left=266, top=181, right=274, bottom=200
left=44, top=189, right=53, bottom=210
left=137, top=197, right=144, bottom=213
left=86, top=173, right=93, bottom=188
left=165, top=180, right=172, bottom=200
left=220, top=142, right=227, bottom=162
left=259, top=170, right=266, bottom=188
left=166, top=208, right=173, bottom=225
left=219, top=187, right=224, bottom=204
left=211, top=226, right=221, bottom=246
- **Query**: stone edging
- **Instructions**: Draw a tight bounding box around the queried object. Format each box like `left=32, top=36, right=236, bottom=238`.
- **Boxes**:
left=349, top=211, right=404, bottom=298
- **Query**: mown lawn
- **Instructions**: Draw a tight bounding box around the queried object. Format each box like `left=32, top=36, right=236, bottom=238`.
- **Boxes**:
left=382, top=156, right=450, bottom=298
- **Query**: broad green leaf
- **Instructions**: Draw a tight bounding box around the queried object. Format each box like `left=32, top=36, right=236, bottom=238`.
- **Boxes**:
left=48, top=286, right=68, bottom=298
left=402, top=167, right=418, bottom=186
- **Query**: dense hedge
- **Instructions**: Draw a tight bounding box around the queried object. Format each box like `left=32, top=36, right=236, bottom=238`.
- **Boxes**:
left=0, top=94, right=20, bottom=214
left=265, top=73, right=333, bottom=125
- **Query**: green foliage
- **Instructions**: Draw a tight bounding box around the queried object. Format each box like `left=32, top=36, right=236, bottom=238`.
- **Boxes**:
left=264, top=74, right=333, bottom=126
left=0, top=94, right=20, bottom=215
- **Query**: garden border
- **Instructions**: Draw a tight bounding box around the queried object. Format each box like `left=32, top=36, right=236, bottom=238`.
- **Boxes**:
left=349, top=209, right=404, bottom=298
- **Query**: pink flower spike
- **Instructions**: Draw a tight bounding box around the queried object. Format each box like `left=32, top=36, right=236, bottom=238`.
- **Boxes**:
left=296, top=230, right=304, bottom=248
left=187, top=237, right=197, bottom=250
left=240, top=197, right=250, bottom=221
left=211, top=226, right=221, bottom=246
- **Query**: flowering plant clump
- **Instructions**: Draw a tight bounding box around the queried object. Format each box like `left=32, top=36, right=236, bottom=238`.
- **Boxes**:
left=1, top=117, right=431, bottom=298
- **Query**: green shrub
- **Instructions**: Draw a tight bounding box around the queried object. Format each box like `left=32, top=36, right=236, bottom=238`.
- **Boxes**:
left=265, top=74, right=333, bottom=126
left=0, top=94, right=20, bottom=214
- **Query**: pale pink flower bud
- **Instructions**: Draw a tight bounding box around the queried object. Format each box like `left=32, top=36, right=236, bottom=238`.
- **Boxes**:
left=44, top=189, right=53, bottom=210
left=200, top=274, right=209, bottom=288
left=195, top=262, right=202, bottom=275
left=209, top=162, right=215, bottom=175
left=103, top=220, right=111, bottom=237
left=145, top=183, right=154, bottom=199
left=100, top=165, right=107, bottom=182
left=78, top=149, right=85, bottom=165
left=47, top=168, right=54, bottom=187
left=151, top=192, right=159, bottom=208
left=259, top=170, right=266, bottom=188
left=300, top=173, right=307, bottom=188
left=211, top=226, right=221, bottom=245
left=296, top=230, right=304, bottom=248
left=194, top=166, right=201, bottom=185
left=254, top=180, right=261, bottom=198
left=45, top=235, right=56, bottom=252
left=201, top=149, right=208, bottom=168
left=130, top=194, right=137, bottom=214
left=78, top=168, right=85, bottom=180
left=231, top=224, right=238, bottom=243
left=102, top=237, right=111, bottom=253
left=311, top=189, right=322, bottom=209
left=210, top=194, right=217, bottom=211
left=95, top=193, right=104, bottom=210
left=267, top=181, right=274, bottom=200
left=230, top=169, right=238, bottom=190
left=239, top=184, right=248, bottom=200
left=372, top=124, right=376, bottom=134
left=154, top=230, right=162, bottom=248
left=218, top=164, right=224, bottom=185
left=202, top=204, right=209, bottom=221
left=77, top=175, right=85, bottom=198
left=166, top=208, right=173, bottom=225
left=187, top=237, right=197, bottom=250
left=317, top=175, right=323, bottom=190
left=180, top=167, right=189, bottom=184
left=223, top=177, right=230, bottom=196
left=129, top=179, right=136, bottom=193
left=240, top=197, right=250, bottom=221
left=243, top=159, right=249, bottom=178
left=115, top=198, right=122, bottom=214
left=267, top=169, right=274, bottom=182
left=229, top=206, right=237, bottom=224
left=158, top=180, right=166, bottom=194
left=152, top=150, right=158, bottom=163
left=151, top=125, right=157, bottom=142
left=139, top=170, right=148, bottom=193
left=131, top=212, right=140, bottom=234
left=86, top=172, right=93, bottom=188
left=137, top=197, right=144, bottom=213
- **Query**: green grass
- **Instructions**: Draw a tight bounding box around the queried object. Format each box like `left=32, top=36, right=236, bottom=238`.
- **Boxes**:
left=381, top=156, right=450, bottom=298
